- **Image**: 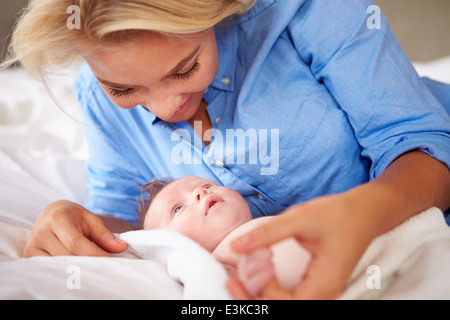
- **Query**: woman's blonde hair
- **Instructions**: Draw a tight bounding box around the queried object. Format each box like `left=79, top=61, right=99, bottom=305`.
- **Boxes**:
left=2, top=0, right=256, bottom=79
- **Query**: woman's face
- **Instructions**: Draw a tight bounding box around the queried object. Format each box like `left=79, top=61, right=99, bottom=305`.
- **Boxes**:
left=84, top=29, right=219, bottom=122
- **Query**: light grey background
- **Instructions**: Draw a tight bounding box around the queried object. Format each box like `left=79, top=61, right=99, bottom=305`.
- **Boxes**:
left=376, top=0, right=450, bottom=61
left=1, top=0, right=450, bottom=63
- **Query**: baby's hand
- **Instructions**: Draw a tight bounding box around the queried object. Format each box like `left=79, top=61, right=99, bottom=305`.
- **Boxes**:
left=237, top=248, right=275, bottom=298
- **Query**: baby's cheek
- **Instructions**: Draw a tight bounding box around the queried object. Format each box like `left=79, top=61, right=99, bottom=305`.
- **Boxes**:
left=176, top=223, right=213, bottom=250
left=173, top=221, right=193, bottom=238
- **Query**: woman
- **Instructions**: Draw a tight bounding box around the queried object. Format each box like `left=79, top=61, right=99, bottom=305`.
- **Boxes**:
left=4, top=0, right=449, bottom=299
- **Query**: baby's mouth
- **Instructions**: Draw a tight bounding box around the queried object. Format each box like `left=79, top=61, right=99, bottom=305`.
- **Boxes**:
left=209, top=200, right=218, bottom=208
left=204, top=196, right=223, bottom=216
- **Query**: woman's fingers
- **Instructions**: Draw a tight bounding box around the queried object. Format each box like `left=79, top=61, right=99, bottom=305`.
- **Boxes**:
left=261, top=279, right=295, bottom=300
left=228, top=277, right=296, bottom=300
left=52, top=209, right=127, bottom=256
left=81, top=213, right=128, bottom=254
left=23, top=200, right=128, bottom=257
left=22, top=247, right=51, bottom=257
left=231, top=206, right=307, bottom=254
left=264, top=255, right=344, bottom=300
left=23, top=229, right=72, bottom=257
left=226, top=278, right=252, bottom=300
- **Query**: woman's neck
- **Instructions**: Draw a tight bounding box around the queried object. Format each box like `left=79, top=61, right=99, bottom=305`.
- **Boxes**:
left=188, top=99, right=212, bottom=146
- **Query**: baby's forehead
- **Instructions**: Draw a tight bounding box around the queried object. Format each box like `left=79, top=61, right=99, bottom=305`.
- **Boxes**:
left=168, top=176, right=217, bottom=191
left=144, top=184, right=173, bottom=228
left=153, top=176, right=217, bottom=205
left=145, top=176, right=216, bottom=227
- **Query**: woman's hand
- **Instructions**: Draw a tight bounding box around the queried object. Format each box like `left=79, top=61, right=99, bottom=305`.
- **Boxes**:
left=227, top=191, right=376, bottom=300
left=228, top=151, right=450, bottom=299
left=23, top=200, right=128, bottom=257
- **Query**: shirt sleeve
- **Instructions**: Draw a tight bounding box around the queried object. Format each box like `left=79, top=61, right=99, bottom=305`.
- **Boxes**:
left=288, top=0, right=450, bottom=178
left=74, top=64, right=143, bottom=224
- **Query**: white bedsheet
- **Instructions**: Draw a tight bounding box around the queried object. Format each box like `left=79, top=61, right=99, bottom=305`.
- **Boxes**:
left=0, top=58, right=449, bottom=300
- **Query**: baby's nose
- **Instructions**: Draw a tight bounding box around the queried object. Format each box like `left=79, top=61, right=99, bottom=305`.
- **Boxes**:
left=193, top=187, right=208, bottom=201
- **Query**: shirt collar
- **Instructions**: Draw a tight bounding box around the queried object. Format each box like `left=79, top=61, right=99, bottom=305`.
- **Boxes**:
left=237, top=0, right=276, bottom=24
left=210, top=0, right=278, bottom=93
left=210, top=24, right=238, bottom=93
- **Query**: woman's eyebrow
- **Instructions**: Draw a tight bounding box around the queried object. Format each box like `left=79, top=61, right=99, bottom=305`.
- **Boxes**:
left=160, top=45, right=201, bottom=80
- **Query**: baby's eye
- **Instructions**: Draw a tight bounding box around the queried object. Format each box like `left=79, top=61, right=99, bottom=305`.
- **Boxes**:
left=174, top=205, right=183, bottom=214
left=204, top=184, right=214, bottom=189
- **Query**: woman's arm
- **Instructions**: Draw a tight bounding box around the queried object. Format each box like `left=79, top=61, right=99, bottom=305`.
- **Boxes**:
left=228, top=151, right=450, bottom=299
left=353, top=151, right=449, bottom=238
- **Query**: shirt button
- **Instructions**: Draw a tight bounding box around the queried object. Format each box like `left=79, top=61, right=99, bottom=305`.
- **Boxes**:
left=257, top=193, right=265, bottom=200
left=215, top=160, right=225, bottom=167
left=214, top=116, right=221, bottom=125
left=222, top=77, right=231, bottom=86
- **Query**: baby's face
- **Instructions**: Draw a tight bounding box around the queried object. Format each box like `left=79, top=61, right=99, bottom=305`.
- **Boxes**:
left=144, top=176, right=252, bottom=251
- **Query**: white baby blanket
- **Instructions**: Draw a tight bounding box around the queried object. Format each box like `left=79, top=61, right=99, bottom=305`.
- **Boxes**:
left=341, top=207, right=450, bottom=299
left=118, top=229, right=232, bottom=300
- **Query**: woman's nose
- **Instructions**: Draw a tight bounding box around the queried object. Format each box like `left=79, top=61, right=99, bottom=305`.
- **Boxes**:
left=141, top=91, right=181, bottom=118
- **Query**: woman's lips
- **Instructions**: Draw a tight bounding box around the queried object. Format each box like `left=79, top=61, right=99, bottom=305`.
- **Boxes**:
left=172, top=94, right=193, bottom=117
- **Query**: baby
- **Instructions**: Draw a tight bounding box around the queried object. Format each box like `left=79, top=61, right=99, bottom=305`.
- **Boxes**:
left=138, top=176, right=311, bottom=298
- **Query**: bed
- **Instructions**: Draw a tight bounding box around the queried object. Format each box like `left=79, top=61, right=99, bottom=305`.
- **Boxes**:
left=1, top=57, right=450, bottom=300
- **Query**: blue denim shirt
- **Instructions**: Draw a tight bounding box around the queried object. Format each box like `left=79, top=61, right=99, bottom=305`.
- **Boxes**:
left=74, top=0, right=450, bottom=224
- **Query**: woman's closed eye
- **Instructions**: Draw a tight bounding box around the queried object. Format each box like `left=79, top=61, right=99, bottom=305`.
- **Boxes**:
left=106, top=61, right=200, bottom=99
left=108, top=87, right=136, bottom=98
left=175, top=61, right=200, bottom=81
